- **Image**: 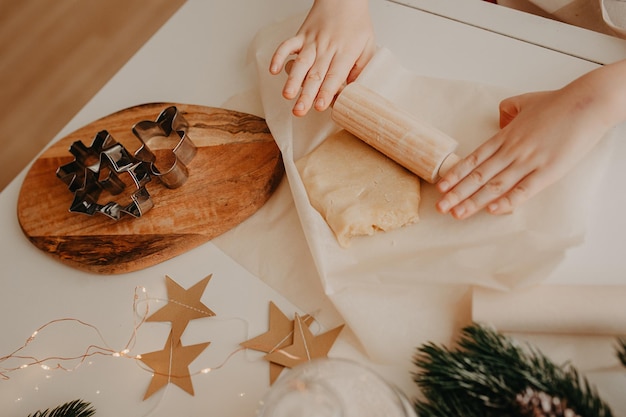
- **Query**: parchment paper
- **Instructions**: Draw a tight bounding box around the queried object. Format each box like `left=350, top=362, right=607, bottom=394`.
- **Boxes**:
left=217, top=15, right=617, bottom=367
left=473, top=285, right=626, bottom=335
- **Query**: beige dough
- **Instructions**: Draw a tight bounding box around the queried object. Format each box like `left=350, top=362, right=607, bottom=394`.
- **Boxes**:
left=296, top=129, right=421, bottom=248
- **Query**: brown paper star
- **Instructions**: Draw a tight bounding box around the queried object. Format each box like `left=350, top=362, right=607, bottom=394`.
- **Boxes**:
left=263, top=313, right=344, bottom=372
left=147, top=274, right=215, bottom=343
left=240, top=302, right=314, bottom=384
left=139, top=331, right=210, bottom=400
left=240, top=302, right=311, bottom=352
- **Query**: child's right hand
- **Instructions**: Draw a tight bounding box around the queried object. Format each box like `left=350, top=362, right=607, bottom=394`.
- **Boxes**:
left=436, top=58, right=626, bottom=219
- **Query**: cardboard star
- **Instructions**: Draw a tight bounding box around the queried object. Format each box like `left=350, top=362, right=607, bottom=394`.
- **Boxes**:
left=147, top=275, right=215, bottom=343
left=140, top=331, right=210, bottom=400
left=240, top=302, right=314, bottom=352
left=240, top=302, right=315, bottom=384
left=264, top=313, right=344, bottom=371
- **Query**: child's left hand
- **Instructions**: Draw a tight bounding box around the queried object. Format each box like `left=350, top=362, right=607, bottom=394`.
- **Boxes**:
left=269, top=0, right=375, bottom=117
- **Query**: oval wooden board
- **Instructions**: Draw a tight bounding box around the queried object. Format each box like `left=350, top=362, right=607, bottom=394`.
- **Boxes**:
left=17, top=103, right=284, bottom=274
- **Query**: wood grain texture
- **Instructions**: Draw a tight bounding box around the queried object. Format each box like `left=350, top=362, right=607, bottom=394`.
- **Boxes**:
left=17, top=103, right=284, bottom=274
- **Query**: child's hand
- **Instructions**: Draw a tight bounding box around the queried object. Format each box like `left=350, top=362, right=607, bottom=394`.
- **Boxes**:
left=270, top=0, right=375, bottom=117
left=436, top=61, right=626, bottom=219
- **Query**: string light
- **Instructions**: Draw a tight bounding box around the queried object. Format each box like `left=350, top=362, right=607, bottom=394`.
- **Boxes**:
left=272, top=349, right=302, bottom=361
left=0, top=274, right=330, bottom=405
left=0, top=286, right=151, bottom=378
left=0, top=282, right=251, bottom=382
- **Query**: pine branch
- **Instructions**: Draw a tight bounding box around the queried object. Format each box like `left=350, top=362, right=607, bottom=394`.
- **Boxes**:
left=413, top=324, right=614, bottom=417
left=28, top=399, right=95, bottom=417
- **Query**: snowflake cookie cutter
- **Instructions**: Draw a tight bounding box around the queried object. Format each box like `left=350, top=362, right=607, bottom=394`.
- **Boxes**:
left=56, top=130, right=153, bottom=220
left=132, top=106, right=197, bottom=189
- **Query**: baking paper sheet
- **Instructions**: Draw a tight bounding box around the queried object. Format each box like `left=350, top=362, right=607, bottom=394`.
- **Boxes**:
left=473, top=285, right=626, bottom=335
left=216, top=14, right=618, bottom=369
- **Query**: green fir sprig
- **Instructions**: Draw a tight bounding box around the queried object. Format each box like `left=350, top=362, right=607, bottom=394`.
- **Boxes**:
left=27, top=399, right=95, bottom=417
left=413, top=324, right=614, bottom=417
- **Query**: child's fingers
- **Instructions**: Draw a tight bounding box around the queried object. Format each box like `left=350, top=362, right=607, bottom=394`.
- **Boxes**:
left=270, top=37, right=303, bottom=74
left=285, top=59, right=295, bottom=74
left=293, top=53, right=334, bottom=116
left=436, top=136, right=509, bottom=215
left=487, top=172, right=542, bottom=215
left=347, top=42, right=376, bottom=83
left=446, top=164, right=527, bottom=219
left=282, top=47, right=316, bottom=101
left=490, top=157, right=567, bottom=216
left=437, top=136, right=503, bottom=196
left=314, top=54, right=354, bottom=111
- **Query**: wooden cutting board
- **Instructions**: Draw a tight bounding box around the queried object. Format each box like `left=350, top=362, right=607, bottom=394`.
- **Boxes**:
left=17, top=103, right=284, bottom=274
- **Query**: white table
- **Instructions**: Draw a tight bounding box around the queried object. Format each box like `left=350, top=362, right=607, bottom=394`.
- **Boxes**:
left=2, top=0, right=626, bottom=415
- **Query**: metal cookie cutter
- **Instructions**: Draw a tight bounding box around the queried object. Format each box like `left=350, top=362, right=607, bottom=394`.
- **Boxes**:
left=132, top=106, right=197, bottom=189
left=56, top=130, right=153, bottom=220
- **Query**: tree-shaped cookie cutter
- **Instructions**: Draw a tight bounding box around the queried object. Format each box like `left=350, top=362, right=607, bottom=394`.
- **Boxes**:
left=56, top=130, right=153, bottom=220
left=132, top=106, right=197, bottom=189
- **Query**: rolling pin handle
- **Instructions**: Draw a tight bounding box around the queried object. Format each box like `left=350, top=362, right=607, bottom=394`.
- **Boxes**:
left=437, top=152, right=460, bottom=179
left=332, top=83, right=461, bottom=183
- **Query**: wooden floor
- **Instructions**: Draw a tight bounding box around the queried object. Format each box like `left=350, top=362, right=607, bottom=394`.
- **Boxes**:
left=0, top=0, right=186, bottom=191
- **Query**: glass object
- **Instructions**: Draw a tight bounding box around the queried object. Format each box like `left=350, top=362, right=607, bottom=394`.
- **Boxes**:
left=255, top=358, right=417, bottom=417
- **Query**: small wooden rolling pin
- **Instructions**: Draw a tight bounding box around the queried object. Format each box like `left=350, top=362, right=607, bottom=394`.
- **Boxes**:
left=331, top=83, right=460, bottom=183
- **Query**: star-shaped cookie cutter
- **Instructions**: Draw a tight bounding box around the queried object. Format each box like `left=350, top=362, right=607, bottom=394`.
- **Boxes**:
left=132, top=106, right=197, bottom=189
left=56, top=130, right=153, bottom=220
